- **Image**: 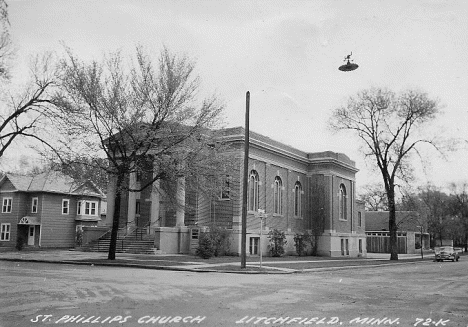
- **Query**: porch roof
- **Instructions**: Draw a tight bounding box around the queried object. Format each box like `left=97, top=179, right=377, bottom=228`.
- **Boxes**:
left=18, top=216, right=41, bottom=225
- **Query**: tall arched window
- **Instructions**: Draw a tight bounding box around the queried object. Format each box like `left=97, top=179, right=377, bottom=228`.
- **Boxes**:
left=294, top=181, right=302, bottom=217
left=248, top=170, right=259, bottom=211
left=274, top=176, right=282, bottom=214
left=339, top=184, right=347, bottom=220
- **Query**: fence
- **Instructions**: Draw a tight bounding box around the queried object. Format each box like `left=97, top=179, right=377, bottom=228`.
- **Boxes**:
left=366, top=233, right=407, bottom=254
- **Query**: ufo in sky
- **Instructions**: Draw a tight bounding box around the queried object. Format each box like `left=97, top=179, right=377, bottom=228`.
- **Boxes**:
left=339, top=52, right=359, bottom=72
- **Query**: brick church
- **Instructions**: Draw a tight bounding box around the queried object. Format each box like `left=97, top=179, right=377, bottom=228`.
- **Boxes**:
left=104, top=127, right=366, bottom=257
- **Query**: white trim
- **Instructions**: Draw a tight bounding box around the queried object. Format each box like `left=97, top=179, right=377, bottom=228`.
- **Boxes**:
left=62, top=199, right=70, bottom=215
left=31, top=197, right=38, bottom=213
left=0, top=223, right=10, bottom=241
left=2, top=197, right=12, bottom=213
left=77, top=200, right=99, bottom=217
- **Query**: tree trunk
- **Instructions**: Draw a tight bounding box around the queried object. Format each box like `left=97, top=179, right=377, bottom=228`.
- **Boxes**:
left=108, top=173, right=124, bottom=260
left=387, top=187, right=399, bottom=260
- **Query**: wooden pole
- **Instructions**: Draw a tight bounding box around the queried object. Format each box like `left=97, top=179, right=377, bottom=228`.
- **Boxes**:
left=241, top=91, right=250, bottom=269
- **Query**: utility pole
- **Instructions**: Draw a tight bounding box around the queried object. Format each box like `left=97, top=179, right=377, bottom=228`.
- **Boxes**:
left=241, top=91, right=250, bottom=269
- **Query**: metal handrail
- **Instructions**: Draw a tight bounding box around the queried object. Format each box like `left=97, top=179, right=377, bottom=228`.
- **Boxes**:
left=94, top=224, right=129, bottom=250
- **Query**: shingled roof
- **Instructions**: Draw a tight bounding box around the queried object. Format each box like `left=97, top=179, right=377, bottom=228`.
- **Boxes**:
left=0, top=171, right=104, bottom=197
left=365, top=211, right=421, bottom=232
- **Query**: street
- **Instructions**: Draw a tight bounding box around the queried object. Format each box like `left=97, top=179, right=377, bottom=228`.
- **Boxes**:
left=0, top=260, right=466, bottom=327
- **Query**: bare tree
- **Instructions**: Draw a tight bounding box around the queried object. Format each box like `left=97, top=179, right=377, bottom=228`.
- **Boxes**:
left=358, top=183, right=389, bottom=211
left=330, top=87, right=441, bottom=260
left=0, top=0, right=13, bottom=80
left=0, top=52, right=61, bottom=160
left=449, top=183, right=468, bottom=251
left=417, top=185, right=453, bottom=247
left=0, top=2, right=60, bottom=161
left=52, top=46, right=227, bottom=260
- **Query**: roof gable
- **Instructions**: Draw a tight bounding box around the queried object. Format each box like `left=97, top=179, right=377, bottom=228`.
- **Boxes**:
left=0, top=171, right=103, bottom=198
left=0, top=174, right=33, bottom=191
left=72, top=181, right=104, bottom=197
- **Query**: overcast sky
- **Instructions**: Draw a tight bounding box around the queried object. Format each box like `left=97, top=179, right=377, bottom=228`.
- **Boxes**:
left=5, top=0, right=468, bottom=190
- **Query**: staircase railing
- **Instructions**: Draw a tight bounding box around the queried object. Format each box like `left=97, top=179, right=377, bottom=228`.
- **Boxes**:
left=93, top=224, right=129, bottom=251
left=89, top=220, right=155, bottom=252
left=122, top=221, right=152, bottom=241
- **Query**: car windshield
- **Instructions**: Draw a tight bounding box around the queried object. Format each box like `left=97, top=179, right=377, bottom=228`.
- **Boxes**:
left=436, top=247, right=453, bottom=253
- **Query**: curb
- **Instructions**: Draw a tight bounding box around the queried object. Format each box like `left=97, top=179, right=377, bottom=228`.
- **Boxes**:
left=0, top=258, right=294, bottom=274
left=0, top=257, right=431, bottom=274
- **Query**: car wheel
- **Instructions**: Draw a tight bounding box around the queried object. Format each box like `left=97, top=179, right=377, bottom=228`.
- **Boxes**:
left=456, top=257, right=459, bottom=262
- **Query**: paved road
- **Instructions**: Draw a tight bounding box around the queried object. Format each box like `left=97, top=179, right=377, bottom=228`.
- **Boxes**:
left=0, top=260, right=466, bottom=327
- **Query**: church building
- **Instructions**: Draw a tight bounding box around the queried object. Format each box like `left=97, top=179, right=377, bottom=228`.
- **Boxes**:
left=104, top=127, right=366, bottom=257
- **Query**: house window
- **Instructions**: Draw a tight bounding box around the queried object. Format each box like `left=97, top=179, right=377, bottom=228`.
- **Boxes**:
left=294, top=181, right=302, bottom=217
left=77, top=200, right=98, bottom=216
left=339, top=184, right=347, bottom=220
left=273, top=176, right=282, bottom=215
left=346, top=239, right=349, bottom=255
left=86, top=201, right=97, bottom=215
left=249, top=237, right=259, bottom=255
left=221, top=175, right=231, bottom=200
left=248, top=170, right=259, bottom=212
left=359, top=239, right=362, bottom=254
left=341, top=239, right=345, bottom=255
left=0, top=223, right=10, bottom=241
left=62, top=199, right=70, bottom=215
left=358, top=211, right=362, bottom=227
left=2, top=197, right=12, bottom=213
left=31, top=197, right=38, bottom=213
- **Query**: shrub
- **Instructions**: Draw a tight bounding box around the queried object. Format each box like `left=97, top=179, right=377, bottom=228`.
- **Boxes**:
left=195, top=225, right=232, bottom=259
left=76, top=228, right=83, bottom=247
left=294, top=233, right=306, bottom=256
left=294, top=231, right=314, bottom=256
left=268, top=229, right=287, bottom=257
left=208, top=225, right=231, bottom=257
left=196, top=233, right=215, bottom=259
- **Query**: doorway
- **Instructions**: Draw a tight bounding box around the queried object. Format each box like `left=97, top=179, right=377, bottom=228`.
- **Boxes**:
left=28, top=226, right=35, bottom=245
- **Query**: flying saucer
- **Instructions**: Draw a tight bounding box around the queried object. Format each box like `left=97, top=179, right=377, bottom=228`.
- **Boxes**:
left=339, top=52, right=359, bottom=72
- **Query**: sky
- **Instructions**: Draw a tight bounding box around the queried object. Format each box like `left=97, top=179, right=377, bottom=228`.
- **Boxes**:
left=4, top=0, right=468, bottom=191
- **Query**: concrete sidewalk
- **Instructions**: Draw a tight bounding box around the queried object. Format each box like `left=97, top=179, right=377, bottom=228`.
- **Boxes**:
left=0, top=249, right=438, bottom=273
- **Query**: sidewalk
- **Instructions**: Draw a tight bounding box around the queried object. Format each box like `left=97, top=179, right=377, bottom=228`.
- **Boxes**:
left=0, top=249, right=438, bottom=274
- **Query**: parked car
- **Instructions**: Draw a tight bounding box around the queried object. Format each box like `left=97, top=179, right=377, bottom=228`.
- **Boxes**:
left=434, top=246, right=460, bottom=262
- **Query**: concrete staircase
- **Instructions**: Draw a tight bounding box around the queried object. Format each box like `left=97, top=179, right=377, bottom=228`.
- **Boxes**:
left=82, top=227, right=158, bottom=255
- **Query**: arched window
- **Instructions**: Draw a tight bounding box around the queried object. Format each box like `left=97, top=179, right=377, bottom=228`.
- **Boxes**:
left=248, top=170, right=259, bottom=211
left=339, top=184, right=347, bottom=220
left=273, top=176, right=282, bottom=214
left=294, top=181, right=302, bottom=217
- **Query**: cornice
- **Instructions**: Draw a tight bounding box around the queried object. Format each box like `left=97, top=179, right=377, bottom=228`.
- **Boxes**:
left=221, top=132, right=358, bottom=174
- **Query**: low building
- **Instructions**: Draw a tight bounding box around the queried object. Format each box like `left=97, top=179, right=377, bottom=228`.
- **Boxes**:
left=365, top=211, right=430, bottom=254
left=0, top=171, right=105, bottom=250
left=104, top=127, right=367, bottom=257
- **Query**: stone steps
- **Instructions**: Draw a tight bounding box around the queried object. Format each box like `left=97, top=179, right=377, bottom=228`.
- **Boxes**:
left=82, top=229, right=157, bottom=254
